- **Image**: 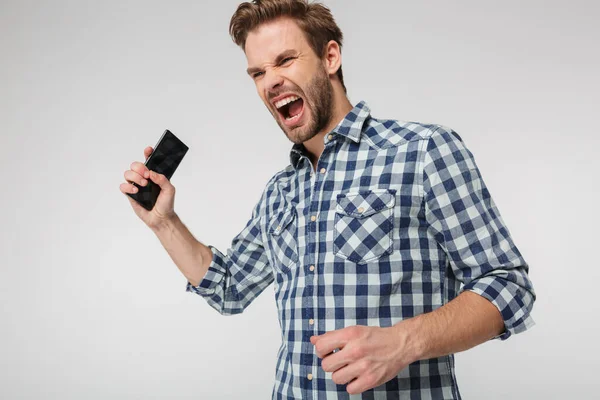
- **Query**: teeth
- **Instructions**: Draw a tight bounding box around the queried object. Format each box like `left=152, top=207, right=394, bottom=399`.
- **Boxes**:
left=275, top=95, right=300, bottom=109
left=285, top=113, right=300, bottom=121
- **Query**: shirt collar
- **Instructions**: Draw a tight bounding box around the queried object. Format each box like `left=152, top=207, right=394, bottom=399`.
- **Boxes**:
left=289, top=100, right=371, bottom=169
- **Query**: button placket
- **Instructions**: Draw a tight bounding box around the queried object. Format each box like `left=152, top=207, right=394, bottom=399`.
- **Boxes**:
left=304, top=152, right=330, bottom=393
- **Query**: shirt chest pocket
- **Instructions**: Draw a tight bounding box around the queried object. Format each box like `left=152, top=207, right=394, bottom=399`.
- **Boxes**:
left=333, top=189, right=396, bottom=264
left=268, top=208, right=299, bottom=274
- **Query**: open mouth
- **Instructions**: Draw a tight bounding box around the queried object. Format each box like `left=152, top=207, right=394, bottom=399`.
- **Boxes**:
left=274, top=95, right=305, bottom=125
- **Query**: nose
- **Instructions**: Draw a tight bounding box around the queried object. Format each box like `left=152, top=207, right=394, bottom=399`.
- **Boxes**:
left=263, top=68, right=284, bottom=93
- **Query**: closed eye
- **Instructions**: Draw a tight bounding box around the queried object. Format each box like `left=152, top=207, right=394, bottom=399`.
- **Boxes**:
left=249, top=56, right=295, bottom=79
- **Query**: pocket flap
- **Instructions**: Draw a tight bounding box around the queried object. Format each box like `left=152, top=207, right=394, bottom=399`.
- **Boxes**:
left=336, top=189, right=396, bottom=218
left=269, top=208, right=296, bottom=235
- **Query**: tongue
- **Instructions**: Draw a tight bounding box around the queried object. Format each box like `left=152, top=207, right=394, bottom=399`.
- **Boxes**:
left=288, top=99, right=303, bottom=117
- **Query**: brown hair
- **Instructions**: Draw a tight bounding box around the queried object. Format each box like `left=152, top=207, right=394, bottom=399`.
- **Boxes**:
left=230, top=0, right=346, bottom=93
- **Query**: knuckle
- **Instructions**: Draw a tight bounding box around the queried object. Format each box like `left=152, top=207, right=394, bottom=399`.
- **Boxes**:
left=349, top=325, right=361, bottom=337
left=359, top=359, right=370, bottom=373
left=356, top=345, right=366, bottom=358
left=350, top=345, right=363, bottom=360
left=315, top=344, right=323, bottom=355
left=331, top=372, right=341, bottom=384
left=346, top=383, right=358, bottom=395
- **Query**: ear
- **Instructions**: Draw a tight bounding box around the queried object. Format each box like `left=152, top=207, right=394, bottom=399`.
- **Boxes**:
left=322, top=40, right=342, bottom=76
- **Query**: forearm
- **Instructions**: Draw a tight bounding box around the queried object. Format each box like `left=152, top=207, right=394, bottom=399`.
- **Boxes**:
left=399, top=291, right=504, bottom=362
left=151, top=213, right=213, bottom=287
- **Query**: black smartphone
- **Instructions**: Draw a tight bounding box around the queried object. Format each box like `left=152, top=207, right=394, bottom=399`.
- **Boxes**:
left=127, top=129, right=189, bottom=211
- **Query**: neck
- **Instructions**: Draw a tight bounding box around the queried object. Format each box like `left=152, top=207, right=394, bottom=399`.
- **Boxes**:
left=303, top=91, right=353, bottom=169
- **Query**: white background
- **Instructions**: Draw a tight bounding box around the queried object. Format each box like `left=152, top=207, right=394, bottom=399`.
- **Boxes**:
left=1, top=0, right=598, bottom=398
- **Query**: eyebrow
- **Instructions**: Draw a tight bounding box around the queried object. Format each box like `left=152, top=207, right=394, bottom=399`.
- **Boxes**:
left=246, top=49, right=297, bottom=76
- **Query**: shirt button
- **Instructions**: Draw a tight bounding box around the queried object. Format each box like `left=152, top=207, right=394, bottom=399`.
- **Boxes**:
left=309, top=318, right=314, bottom=325
left=307, top=373, right=313, bottom=380
left=320, top=167, right=326, bottom=174
left=357, top=207, right=364, bottom=213
left=310, top=215, right=316, bottom=222
left=309, top=265, right=315, bottom=271
left=328, top=134, right=333, bottom=140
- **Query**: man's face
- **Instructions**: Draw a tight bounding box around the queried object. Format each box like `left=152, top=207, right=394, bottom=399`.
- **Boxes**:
left=245, top=18, right=334, bottom=144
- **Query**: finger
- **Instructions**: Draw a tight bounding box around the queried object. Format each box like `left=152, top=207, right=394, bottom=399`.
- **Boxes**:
left=119, top=182, right=139, bottom=194
left=130, top=161, right=150, bottom=179
left=124, top=169, right=148, bottom=187
left=321, top=347, right=351, bottom=373
left=144, top=146, right=153, bottom=160
left=345, top=373, right=374, bottom=396
left=330, top=361, right=362, bottom=387
left=313, top=333, right=348, bottom=358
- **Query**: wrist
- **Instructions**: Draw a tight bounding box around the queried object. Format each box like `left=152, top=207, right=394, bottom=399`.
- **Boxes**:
left=150, top=212, right=179, bottom=233
left=392, top=315, right=428, bottom=364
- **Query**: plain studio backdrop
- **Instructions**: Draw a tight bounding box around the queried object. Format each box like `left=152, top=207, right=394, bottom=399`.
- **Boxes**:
left=1, top=0, right=598, bottom=398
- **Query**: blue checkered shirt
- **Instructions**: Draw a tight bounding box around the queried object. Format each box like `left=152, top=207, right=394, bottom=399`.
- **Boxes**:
left=186, top=100, right=536, bottom=399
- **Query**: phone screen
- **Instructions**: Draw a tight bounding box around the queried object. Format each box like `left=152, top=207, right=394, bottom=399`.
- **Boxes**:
left=144, top=130, right=189, bottom=180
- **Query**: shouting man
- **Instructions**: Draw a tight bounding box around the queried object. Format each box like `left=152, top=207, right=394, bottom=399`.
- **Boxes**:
left=120, top=0, right=536, bottom=398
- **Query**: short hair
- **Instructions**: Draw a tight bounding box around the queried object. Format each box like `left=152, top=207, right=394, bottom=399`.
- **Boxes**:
left=229, top=0, right=346, bottom=93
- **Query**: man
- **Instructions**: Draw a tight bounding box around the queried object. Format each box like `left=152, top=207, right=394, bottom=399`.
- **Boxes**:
left=120, top=0, right=536, bottom=398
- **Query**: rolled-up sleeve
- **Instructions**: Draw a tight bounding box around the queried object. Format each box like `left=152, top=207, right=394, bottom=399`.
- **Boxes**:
left=422, top=125, right=536, bottom=340
left=185, top=185, right=274, bottom=316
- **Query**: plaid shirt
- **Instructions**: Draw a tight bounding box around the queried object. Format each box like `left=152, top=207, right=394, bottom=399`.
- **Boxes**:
left=186, top=100, right=536, bottom=399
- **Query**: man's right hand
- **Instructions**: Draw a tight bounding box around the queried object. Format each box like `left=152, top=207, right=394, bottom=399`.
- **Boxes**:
left=119, top=145, right=177, bottom=230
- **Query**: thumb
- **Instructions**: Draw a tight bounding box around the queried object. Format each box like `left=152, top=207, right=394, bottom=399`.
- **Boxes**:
left=148, top=170, right=173, bottom=190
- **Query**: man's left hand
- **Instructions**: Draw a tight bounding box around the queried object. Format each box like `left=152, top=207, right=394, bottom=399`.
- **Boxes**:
left=310, top=323, right=419, bottom=395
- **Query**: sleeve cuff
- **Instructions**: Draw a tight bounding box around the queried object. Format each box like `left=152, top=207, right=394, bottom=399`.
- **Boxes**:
left=462, top=276, right=536, bottom=341
left=185, top=245, right=227, bottom=296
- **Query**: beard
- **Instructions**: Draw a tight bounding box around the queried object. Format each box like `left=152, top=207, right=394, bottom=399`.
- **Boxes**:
left=269, top=65, right=335, bottom=144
